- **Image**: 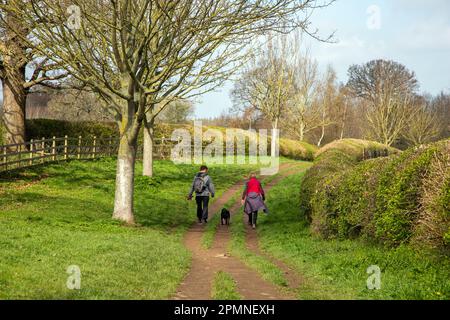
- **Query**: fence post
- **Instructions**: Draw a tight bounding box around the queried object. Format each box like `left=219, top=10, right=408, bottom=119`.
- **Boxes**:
left=108, top=137, right=112, bottom=157
left=3, top=146, right=7, bottom=171
left=52, top=137, right=56, bottom=161
left=64, top=135, right=68, bottom=160
left=41, top=137, right=45, bottom=164
left=29, top=140, right=34, bottom=166
left=78, top=136, right=82, bottom=159
left=93, top=136, right=97, bottom=159
left=18, top=145, right=22, bottom=169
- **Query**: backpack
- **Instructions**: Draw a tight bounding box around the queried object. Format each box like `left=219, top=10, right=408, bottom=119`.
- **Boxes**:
left=193, top=175, right=207, bottom=193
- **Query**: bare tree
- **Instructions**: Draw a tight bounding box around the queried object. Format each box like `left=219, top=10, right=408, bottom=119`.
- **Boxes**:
left=13, top=0, right=331, bottom=224
left=314, top=65, right=338, bottom=146
left=403, top=96, right=441, bottom=146
left=47, top=88, right=114, bottom=122
left=283, top=44, right=320, bottom=142
left=157, top=99, right=194, bottom=124
left=232, top=34, right=297, bottom=157
left=347, top=59, right=418, bottom=146
left=0, top=0, right=67, bottom=147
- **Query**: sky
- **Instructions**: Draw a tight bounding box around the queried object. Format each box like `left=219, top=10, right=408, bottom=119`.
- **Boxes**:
left=194, top=0, right=450, bottom=118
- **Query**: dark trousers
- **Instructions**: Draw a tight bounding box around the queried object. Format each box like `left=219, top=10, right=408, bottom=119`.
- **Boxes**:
left=248, top=211, right=258, bottom=225
left=196, top=196, right=210, bottom=222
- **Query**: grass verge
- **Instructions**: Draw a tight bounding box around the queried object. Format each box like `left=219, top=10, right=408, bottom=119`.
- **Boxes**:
left=211, top=271, right=242, bottom=300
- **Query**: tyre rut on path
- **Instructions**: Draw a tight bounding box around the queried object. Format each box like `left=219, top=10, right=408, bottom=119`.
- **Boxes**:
left=172, top=163, right=303, bottom=300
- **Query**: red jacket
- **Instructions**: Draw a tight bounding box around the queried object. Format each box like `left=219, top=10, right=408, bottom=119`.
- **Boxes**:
left=242, top=178, right=265, bottom=199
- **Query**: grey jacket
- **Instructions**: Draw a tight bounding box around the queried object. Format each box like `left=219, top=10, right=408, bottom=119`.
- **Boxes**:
left=189, top=172, right=215, bottom=198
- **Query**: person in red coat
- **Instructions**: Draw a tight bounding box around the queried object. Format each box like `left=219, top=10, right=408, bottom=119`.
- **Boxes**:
left=241, top=173, right=268, bottom=229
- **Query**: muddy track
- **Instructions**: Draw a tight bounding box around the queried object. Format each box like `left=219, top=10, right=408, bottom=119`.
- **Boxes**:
left=172, top=163, right=303, bottom=300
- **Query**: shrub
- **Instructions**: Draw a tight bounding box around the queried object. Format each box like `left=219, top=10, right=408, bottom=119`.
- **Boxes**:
left=1, top=119, right=315, bottom=161
left=26, top=119, right=118, bottom=140
left=411, top=141, right=450, bottom=251
left=279, top=139, right=317, bottom=161
left=304, top=138, right=450, bottom=251
left=334, top=157, right=393, bottom=240
left=374, top=144, right=441, bottom=245
left=299, top=139, right=397, bottom=221
left=315, top=138, right=399, bottom=160
left=300, top=149, right=355, bottom=221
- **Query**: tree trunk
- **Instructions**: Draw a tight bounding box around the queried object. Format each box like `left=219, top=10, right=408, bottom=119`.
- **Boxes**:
left=299, top=122, right=305, bottom=141
left=271, top=119, right=279, bottom=158
left=317, top=124, right=325, bottom=147
left=143, top=115, right=154, bottom=177
left=112, top=135, right=137, bottom=224
left=340, top=101, right=348, bottom=140
left=1, top=75, right=27, bottom=148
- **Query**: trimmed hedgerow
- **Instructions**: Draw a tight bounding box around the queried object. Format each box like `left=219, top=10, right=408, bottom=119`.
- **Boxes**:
left=299, top=139, right=398, bottom=222
left=279, top=138, right=317, bottom=161
left=412, top=142, right=450, bottom=251
left=2, top=119, right=316, bottom=161
left=374, top=146, right=439, bottom=245
left=315, top=138, right=399, bottom=160
left=304, top=138, right=450, bottom=251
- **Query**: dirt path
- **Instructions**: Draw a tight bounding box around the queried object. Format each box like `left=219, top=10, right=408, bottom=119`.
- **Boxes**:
left=172, top=163, right=303, bottom=300
left=244, top=166, right=308, bottom=291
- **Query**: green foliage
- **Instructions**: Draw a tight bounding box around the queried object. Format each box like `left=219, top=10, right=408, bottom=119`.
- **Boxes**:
left=14, top=119, right=317, bottom=161
left=299, top=149, right=361, bottom=221
left=374, top=146, right=438, bottom=245
left=304, top=138, right=450, bottom=251
left=279, top=139, right=317, bottom=161
left=259, top=171, right=450, bottom=300
left=26, top=119, right=118, bottom=141
left=314, top=138, right=400, bottom=161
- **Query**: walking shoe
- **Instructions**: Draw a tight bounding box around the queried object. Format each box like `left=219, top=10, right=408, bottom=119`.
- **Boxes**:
left=252, top=224, right=256, bottom=229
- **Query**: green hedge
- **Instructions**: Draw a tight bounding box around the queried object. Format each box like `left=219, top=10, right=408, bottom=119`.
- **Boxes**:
left=1, top=119, right=317, bottom=161
left=299, top=139, right=399, bottom=222
left=305, top=139, right=449, bottom=251
left=26, top=119, right=118, bottom=140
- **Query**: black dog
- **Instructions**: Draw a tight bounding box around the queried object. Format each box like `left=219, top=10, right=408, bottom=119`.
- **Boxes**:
left=221, top=208, right=231, bottom=225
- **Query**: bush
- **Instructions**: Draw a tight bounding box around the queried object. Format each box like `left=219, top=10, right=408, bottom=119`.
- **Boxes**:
left=279, top=138, right=317, bottom=161
left=1, top=119, right=315, bottom=161
left=374, top=145, right=440, bottom=245
left=26, top=119, right=118, bottom=140
left=299, top=139, right=397, bottom=221
left=304, top=138, right=450, bottom=251
left=412, top=141, right=450, bottom=251
left=315, top=138, right=399, bottom=160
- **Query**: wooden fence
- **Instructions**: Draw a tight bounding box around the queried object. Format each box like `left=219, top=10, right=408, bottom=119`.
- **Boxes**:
left=0, top=136, right=175, bottom=173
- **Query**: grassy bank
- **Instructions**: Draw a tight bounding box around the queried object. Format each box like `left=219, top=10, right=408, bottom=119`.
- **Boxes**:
left=0, top=158, right=257, bottom=299
left=258, top=171, right=450, bottom=300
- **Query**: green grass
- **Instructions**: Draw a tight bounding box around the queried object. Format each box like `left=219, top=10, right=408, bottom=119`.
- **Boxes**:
left=229, top=212, right=288, bottom=287
left=258, top=171, right=450, bottom=300
left=211, top=271, right=242, bottom=300
left=0, top=158, right=258, bottom=299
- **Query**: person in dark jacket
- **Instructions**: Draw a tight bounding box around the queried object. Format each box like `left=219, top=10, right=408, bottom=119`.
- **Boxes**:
left=241, top=173, right=267, bottom=229
left=188, top=165, right=215, bottom=224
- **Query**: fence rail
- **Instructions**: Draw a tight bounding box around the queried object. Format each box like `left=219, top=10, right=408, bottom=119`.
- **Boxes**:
left=0, top=136, right=176, bottom=173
